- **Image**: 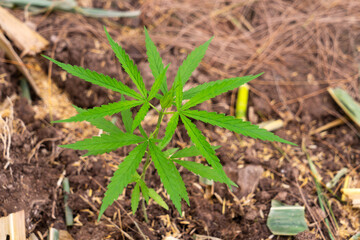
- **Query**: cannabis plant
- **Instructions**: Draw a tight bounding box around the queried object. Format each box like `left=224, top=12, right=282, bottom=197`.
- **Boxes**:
left=44, top=27, right=295, bottom=220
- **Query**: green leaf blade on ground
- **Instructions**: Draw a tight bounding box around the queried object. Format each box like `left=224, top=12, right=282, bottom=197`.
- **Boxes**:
left=53, top=100, right=143, bottom=123
left=158, top=112, right=179, bottom=150
left=42, top=55, right=142, bottom=100
left=182, top=74, right=262, bottom=110
left=183, top=110, right=295, bottom=145
left=144, top=27, right=167, bottom=94
left=266, top=200, right=308, bottom=236
left=180, top=114, right=235, bottom=187
left=148, top=141, right=189, bottom=214
left=98, top=142, right=148, bottom=220
left=131, top=102, right=150, bottom=131
left=104, top=27, right=147, bottom=97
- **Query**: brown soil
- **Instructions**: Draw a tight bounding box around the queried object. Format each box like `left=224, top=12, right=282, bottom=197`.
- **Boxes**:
left=1, top=1, right=360, bottom=240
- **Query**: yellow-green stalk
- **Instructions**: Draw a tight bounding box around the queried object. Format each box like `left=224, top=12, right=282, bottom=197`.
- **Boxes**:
left=236, top=84, right=249, bottom=120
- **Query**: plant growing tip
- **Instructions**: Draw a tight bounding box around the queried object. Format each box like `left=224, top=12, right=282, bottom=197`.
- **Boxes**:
left=44, top=26, right=295, bottom=221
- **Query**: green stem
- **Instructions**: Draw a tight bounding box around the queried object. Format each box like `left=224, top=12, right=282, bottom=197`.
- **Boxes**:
left=140, top=109, right=165, bottom=222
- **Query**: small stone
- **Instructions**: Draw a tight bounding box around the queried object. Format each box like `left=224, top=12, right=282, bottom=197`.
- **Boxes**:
left=237, top=165, right=264, bottom=197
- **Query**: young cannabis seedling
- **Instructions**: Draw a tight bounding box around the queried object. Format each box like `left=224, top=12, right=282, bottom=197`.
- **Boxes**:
left=44, top=26, right=295, bottom=220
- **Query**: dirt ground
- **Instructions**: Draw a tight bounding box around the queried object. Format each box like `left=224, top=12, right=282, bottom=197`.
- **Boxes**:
left=0, top=0, right=360, bottom=239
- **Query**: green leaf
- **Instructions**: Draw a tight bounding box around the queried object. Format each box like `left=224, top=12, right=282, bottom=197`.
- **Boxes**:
left=160, top=88, right=174, bottom=109
left=60, top=132, right=145, bottom=152
left=182, top=74, right=262, bottom=110
left=148, top=188, right=169, bottom=210
left=174, top=37, right=213, bottom=86
left=98, top=142, right=148, bottom=220
left=158, top=112, right=179, bottom=149
left=53, top=100, right=143, bottom=123
left=148, top=64, right=170, bottom=100
left=266, top=200, right=308, bottom=235
left=42, top=55, right=142, bottom=100
left=144, top=27, right=167, bottom=94
left=163, top=147, right=179, bottom=157
left=180, top=115, right=235, bottom=187
left=131, top=183, right=141, bottom=214
left=138, top=179, right=150, bottom=203
left=175, top=71, right=183, bottom=109
left=104, top=27, right=147, bottom=97
left=148, top=141, right=188, bottom=214
left=138, top=124, right=148, bottom=138
left=171, top=145, right=220, bottom=158
left=120, top=95, right=133, bottom=133
left=73, top=106, right=122, bottom=134
left=173, top=160, right=235, bottom=185
left=183, top=110, right=295, bottom=145
left=131, top=102, right=150, bottom=131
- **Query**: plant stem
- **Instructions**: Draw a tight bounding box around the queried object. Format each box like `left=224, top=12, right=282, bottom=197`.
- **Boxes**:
left=140, top=108, right=165, bottom=222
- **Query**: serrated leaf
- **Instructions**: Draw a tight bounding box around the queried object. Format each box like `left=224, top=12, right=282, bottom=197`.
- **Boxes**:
left=138, top=179, right=150, bottom=203
left=183, top=110, right=295, bottom=145
left=175, top=71, right=183, bottom=108
left=173, top=160, right=235, bottom=185
left=160, top=88, right=174, bottom=109
left=144, top=27, right=167, bottom=94
left=132, top=102, right=150, bottom=131
left=182, top=74, right=262, bottom=110
left=148, top=188, right=169, bottom=210
left=73, top=106, right=123, bottom=134
left=120, top=95, right=133, bottom=133
left=163, top=147, right=179, bottom=157
left=171, top=145, right=220, bottom=158
left=53, top=100, right=143, bottom=123
left=148, top=64, right=170, bottom=100
left=43, top=55, right=142, bottom=100
left=98, top=142, right=148, bottom=220
left=60, top=131, right=145, bottom=153
left=158, top=112, right=179, bottom=150
left=180, top=115, right=235, bottom=187
left=138, top=124, right=148, bottom=138
left=104, top=27, right=147, bottom=97
left=148, top=141, right=189, bottom=214
left=174, top=37, right=213, bottom=86
left=131, top=183, right=141, bottom=214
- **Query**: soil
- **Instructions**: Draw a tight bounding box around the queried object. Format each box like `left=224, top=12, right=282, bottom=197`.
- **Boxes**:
left=1, top=2, right=360, bottom=240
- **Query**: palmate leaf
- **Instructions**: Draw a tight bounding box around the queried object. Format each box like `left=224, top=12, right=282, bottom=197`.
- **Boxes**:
left=183, top=110, right=295, bottom=145
left=73, top=106, right=122, bottom=134
left=104, top=27, right=147, bottom=97
left=174, top=37, right=213, bottom=86
left=42, top=55, right=142, bottom=100
left=148, top=141, right=189, bottom=214
left=98, top=142, right=148, bottom=219
left=144, top=27, right=168, bottom=94
left=158, top=112, right=179, bottom=150
left=136, top=178, right=169, bottom=209
left=60, top=131, right=145, bottom=152
left=53, top=100, right=143, bottom=123
left=182, top=73, right=263, bottom=110
left=180, top=115, right=236, bottom=187
left=148, top=64, right=170, bottom=100
left=173, top=160, right=235, bottom=185
left=131, top=102, right=150, bottom=131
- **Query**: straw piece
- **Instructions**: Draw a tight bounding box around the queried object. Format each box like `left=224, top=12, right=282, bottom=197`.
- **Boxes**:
left=0, top=210, right=26, bottom=240
left=0, top=6, right=48, bottom=56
